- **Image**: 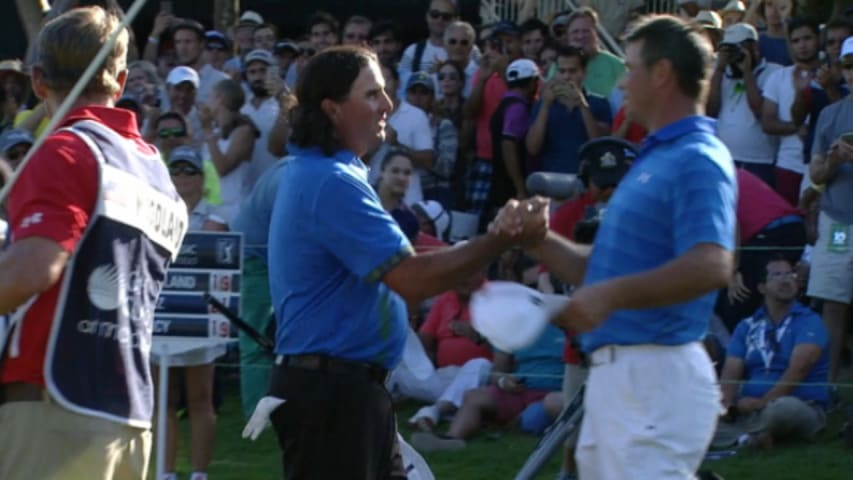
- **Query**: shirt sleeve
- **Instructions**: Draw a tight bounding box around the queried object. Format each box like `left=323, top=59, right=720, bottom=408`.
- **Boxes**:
left=671, top=147, right=737, bottom=254
left=726, top=322, right=748, bottom=359
left=8, top=131, right=98, bottom=252
left=762, top=69, right=782, bottom=103
left=312, top=170, right=414, bottom=283
left=502, top=102, right=529, bottom=140
left=792, top=311, right=829, bottom=349
left=811, top=105, right=835, bottom=157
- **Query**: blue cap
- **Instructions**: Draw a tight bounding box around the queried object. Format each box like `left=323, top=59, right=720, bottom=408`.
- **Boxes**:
left=168, top=145, right=203, bottom=170
left=0, top=128, right=34, bottom=154
left=490, top=20, right=520, bottom=37
left=406, top=71, right=435, bottom=92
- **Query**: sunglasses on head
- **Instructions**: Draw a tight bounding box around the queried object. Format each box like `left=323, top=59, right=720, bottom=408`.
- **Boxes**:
left=438, top=72, right=460, bottom=81
left=447, top=38, right=470, bottom=47
left=159, top=127, right=187, bottom=138
left=169, top=164, right=202, bottom=176
left=429, top=9, right=454, bottom=21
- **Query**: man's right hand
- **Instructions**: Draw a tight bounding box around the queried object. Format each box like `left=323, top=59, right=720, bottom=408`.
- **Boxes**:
left=151, top=11, right=176, bottom=38
left=489, top=197, right=549, bottom=247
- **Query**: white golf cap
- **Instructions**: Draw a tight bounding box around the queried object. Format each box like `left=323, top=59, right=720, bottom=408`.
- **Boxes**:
left=722, top=23, right=758, bottom=44
left=166, top=66, right=199, bottom=88
left=244, top=49, right=275, bottom=66
left=470, top=282, right=569, bottom=353
left=239, top=10, right=264, bottom=26
left=505, top=58, right=540, bottom=83
left=841, top=37, right=853, bottom=59
left=721, top=0, right=747, bottom=13
left=695, top=10, right=723, bottom=30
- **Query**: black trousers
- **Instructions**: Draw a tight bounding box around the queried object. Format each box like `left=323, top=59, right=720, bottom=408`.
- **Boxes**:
left=268, top=360, right=406, bottom=480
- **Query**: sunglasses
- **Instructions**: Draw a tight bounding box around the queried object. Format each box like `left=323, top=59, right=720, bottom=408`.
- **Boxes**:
left=159, top=127, right=187, bottom=138
left=169, top=164, right=202, bottom=176
left=447, top=38, right=470, bottom=47
left=429, top=9, right=454, bottom=21
left=438, top=72, right=460, bottom=81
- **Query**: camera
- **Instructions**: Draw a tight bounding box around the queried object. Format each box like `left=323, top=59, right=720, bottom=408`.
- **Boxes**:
left=721, top=43, right=745, bottom=65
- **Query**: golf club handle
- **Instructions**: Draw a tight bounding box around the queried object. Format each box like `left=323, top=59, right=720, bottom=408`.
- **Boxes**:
left=204, top=293, right=275, bottom=352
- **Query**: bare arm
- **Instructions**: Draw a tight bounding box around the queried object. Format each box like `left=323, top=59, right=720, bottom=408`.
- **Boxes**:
left=207, top=125, right=254, bottom=177
left=742, top=68, right=764, bottom=118
left=525, top=100, right=551, bottom=156
left=809, top=141, right=852, bottom=185
left=0, top=237, right=69, bottom=314
left=527, top=230, right=592, bottom=287
left=760, top=343, right=823, bottom=404
left=464, top=69, right=491, bottom=120
left=719, top=356, right=745, bottom=409
left=761, top=99, right=799, bottom=136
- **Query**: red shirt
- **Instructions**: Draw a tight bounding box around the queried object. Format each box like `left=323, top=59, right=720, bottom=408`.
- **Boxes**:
left=474, top=70, right=508, bottom=161
left=415, top=232, right=447, bottom=254
left=543, top=192, right=598, bottom=364
left=419, top=290, right=492, bottom=368
left=737, top=168, right=802, bottom=243
left=1, top=105, right=155, bottom=386
left=612, top=106, right=647, bottom=144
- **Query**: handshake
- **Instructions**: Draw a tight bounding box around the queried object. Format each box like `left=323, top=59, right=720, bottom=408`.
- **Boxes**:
left=488, top=196, right=550, bottom=248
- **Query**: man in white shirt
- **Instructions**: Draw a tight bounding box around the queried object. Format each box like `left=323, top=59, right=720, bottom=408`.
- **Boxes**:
left=239, top=50, right=281, bottom=191
left=708, top=23, right=781, bottom=186
left=388, top=72, right=437, bottom=205
left=761, top=17, right=822, bottom=205
left=171, top=20, right=229, bottom=104
left=442, top=21, right=479, bottom=99
left=397, top=0, right=459, bottom=99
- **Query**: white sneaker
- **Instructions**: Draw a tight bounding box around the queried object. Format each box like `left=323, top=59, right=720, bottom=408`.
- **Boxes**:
left=408, top=405, right=440, bottom=431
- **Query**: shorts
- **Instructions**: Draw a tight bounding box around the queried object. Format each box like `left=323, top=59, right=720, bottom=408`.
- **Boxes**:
left=807, top=211, right=853, bottom=304
left=487, top=385, right=548, bottom=424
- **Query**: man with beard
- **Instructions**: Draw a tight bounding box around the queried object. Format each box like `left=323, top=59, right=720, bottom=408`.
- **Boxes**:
left=708, top=23, right=782, bottom=187
left=240, top=49, right=281, bottom=190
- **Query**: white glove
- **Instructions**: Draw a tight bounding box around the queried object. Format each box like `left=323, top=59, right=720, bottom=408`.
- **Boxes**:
left=242, top=396, right=286, bottom=441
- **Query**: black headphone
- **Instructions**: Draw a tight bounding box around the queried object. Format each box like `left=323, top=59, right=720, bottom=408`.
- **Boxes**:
left=576, top=136, right=638, bottom=188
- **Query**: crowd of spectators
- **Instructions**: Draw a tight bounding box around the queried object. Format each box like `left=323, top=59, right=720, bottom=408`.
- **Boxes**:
left=1, top=0, right=852, bottom=478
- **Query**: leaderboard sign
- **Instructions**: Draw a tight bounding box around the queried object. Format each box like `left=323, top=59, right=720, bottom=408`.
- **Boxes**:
left=153, top=231, right=242, bottom=338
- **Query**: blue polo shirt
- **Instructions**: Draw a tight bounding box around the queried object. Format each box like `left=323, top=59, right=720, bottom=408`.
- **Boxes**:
left=728, top=302, right=829, bottom=406
left=267, top=146, right=413, bottom=369
left=230, top=159, right=288, bottom=263
left=579, top=116, right=737, bottom=353
left=528, top=93, right=612, bottom=174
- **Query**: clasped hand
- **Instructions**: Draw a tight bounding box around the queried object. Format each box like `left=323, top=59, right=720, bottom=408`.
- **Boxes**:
left=488, top=197, right=549, bottom=248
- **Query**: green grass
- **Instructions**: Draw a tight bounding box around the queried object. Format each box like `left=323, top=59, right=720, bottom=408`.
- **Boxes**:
left=166, top=379, right=853, bottom=480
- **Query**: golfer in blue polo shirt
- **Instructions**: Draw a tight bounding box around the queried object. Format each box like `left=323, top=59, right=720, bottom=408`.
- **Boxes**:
left=526, top=16, right=737, bottom=480
left=264, top=46, right=548, bottom=480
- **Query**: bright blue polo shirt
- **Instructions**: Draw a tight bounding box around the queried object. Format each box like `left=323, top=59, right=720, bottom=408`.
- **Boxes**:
left=579, top=116, right=737, bottom=353
left=728, top=302, right=829, bottom=406
left=267, top=146, right=413, bottom=369
left=528, top=92, right=612, bottom=174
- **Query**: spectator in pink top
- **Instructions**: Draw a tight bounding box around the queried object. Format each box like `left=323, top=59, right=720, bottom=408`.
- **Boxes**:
left=716, top=168, right=807, bottom=330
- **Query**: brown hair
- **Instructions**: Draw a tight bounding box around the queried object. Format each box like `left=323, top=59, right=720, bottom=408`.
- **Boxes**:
left=34, top=6, right=128, bottom=97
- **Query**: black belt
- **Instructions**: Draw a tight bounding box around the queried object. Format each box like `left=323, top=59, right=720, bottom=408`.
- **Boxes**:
left=281, top=354, right=388, bottom=384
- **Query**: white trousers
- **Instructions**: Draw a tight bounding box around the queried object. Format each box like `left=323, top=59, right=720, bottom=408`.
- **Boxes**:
left=577, top=343, right=722, bottom=480
left=387, top=357, right=492, bottom=407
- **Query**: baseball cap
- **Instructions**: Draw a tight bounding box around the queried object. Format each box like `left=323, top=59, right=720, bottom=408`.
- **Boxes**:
left=412, top=200, right=451, bottom=241
left=406, top=71, right=435, bottom=92
left=490, top=20, right=521, bottom=38
left=841, top=37, right=853, bottom=59
left=166, top=66, right=199, bottom=88
left=578, top=136, right=637, bottom=188
left=470, top=281, right=569, bottom=353
left=244, top=49, right=275, bottom=67
left=172, top=19, right=205, bottom=38
left=505, top=58, right=540, bottom=82
left=239, top=10, right=264, bottom=26
left=721, top=1, right=747, bottom=13
left=695, top=10, right=723, bottom=30
left=0, top=128, right=33, bottom=154
left=205, top=30, right=231, bottom=50
left=168, top=146, right=203, bottom=170
left=274, top=40, right=300, bottom=55
left=722, top=23, right=758, bottom=45
left=0, top=59, right=27, bottom=77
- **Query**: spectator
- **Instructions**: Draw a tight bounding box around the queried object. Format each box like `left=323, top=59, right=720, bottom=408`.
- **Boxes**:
left=239, top=49, right=281, bottom=191
left=0, top=127, right=33, bottom=170
left=721, top=1, right=748, bottom=28
left=564, top=7, right=625, bottom=98
left=761, top=17, right=821, bottom=205
left=368, top=20, right=404, bottom=66
left=526, top=46, right=611, bottom=175
left=538, top=40, right=559, bottom=75
left=520, top=18, right=548, bottom=62
left=435, top=60, right=467, bottom=128
left=714, top=256, right=829, bottom=450
left=223, top=10, right=264, bottom=75
left=200, top=79, right=257, bottom=223
left=695, top=10, right=724, bottom=51
left=466, top=21, right=521, bottom=214
left=342, top=15, right=372, bottom=47
left=160, top=65, right=204, bottom=148
left=398, top=0, right=460, bottom=97
left=168, top=146, right=228, bottom=232
left=252, top=23, right=277, bottom=52
left=709, top=23, right=782, bottom=186
left=550, top=12, right=571, bottom=48
left=376, top=147, right=415, bottom=214
left=442, top=21, right=478, bottom=98
left=576, top=0, right=646, bottom=38
left=757, top=0, right=794, bottom=66
left=410, top=323, right=565, bottom=452
left=308, top=11, right=340, bottom=52
left=387, top=72, right=436, bottom=205
left=806, top=36, right=853, bottom=383
left=483, top=59, right=540, bottom=226
left=273, top=40, right=300, bottom=78
left=392, top=269, right=493, bottom=430
left=168, top=19, right=230, bottom=104
left=203, top=31, right=232, bottom=73
left=716, top=168, right=806, bottom=331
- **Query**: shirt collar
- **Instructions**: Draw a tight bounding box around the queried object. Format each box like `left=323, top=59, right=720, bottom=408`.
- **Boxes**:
left=60, top=104, right=142, bottom=139
left=753, top=301, right=808, bottom=324
left=638, top=115, right=716, bottom=158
